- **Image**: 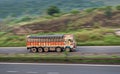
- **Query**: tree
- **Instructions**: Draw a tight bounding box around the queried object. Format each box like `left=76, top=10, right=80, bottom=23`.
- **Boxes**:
left=46, top=6, right=60, bottom=16
left=104, top=6, right=112, bottom=18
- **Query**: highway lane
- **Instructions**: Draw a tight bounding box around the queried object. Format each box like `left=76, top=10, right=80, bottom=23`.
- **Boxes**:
left=0, top=46, right=120, bottom=54
left=0, top=47, right=27, bottom=54
left=0, top=63, right=120, bottom=74
left=76, top=46, right=120, bottom=53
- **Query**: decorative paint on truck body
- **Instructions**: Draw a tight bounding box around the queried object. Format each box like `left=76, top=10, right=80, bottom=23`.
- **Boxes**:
left=26, top=34, right=76, bottom=52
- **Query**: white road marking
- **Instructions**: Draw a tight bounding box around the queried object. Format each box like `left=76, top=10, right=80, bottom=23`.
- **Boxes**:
left=7, top=71, right=18, bottom=73
left=27, top=72, right=38, bottom=73
left=48, top=72, right=59, bottom=74
left=1, top=63, right=120, bottom=67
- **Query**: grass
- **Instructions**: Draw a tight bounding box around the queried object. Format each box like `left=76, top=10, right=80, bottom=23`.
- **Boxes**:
left=75, top=29, right=120, bottom=46
left=0, top=28, right=120, bottom=47
left=0, top=6, right=119, bottom=47
left=0, top=53, right=120, bottom=64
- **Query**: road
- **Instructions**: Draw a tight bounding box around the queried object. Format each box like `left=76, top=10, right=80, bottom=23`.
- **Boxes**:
left=0, top=46, right=120, bottom=54
left=0, top=63, right=120, bottom=74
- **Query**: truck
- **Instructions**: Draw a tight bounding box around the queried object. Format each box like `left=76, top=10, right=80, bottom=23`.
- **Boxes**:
left=26, top=34, right=76, bottom=53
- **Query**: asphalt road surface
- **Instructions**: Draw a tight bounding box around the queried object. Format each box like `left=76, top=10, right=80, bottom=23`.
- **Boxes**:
left=0, top=63, right=120, bottom=74
left=0, top=46, right=120, bottom=54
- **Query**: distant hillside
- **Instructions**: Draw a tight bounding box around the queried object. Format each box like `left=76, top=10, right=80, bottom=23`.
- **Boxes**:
left=0, top=0, right=120, bottom=18
left=1, top=5, right=120, bottom=46
left=11, top=7, right=120, bottom=35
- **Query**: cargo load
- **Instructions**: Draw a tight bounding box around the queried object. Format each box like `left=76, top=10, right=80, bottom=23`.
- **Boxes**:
left=26, top=34, right=76, bottom=52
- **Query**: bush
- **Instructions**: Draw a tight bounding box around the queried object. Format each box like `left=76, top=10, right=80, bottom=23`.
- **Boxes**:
left=75, top=33, right=90, bottom=42
left=104, top=6, right=112, bottom=18
left=46, top=6, right=60, bottom=16
left=0, top=32, right=7, bottom=36
left=53, top=13, right=62, bottom=17
left=85, top=8, right=97, bottom=13
left=90, top=33, right=103, bottom=40
left=13, top=15, right=33, bottom=23
left=104, top=35, right=120, bottom=45
left=70, top=9, right=80, bottom=14
left=116, top=5, right=120, bottom=10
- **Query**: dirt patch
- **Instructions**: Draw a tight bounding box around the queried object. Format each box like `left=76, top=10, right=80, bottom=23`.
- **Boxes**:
left=11, top=11, right=120, bottom=35
left=115, top=30, right=120, bottom=36
left=12, top=15, right=80, bottom=35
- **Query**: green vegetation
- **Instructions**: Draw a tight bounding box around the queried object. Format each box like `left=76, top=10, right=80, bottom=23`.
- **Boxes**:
left=0, top=33, right=25, bottom=47
left=116, top=5, right=120, bottom=10
left=46, top=6, right=60, bottom=16
left=0, top=53, right=120, bottom=64
left=0, top=5, right=120, bottom=47
left=75, top=29, right=120, bottom=46
left=70, top=9, right=80, bottom=14
left=1, top=0, right=120, bottom=18
left=0, top=28, right=120, bottom=47
left=104, top=6, right=112, bottom=18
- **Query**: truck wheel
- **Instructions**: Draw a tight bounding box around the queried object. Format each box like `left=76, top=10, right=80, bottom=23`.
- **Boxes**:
left=65, top=48, right=71, bottom=52
left=56, top=47, right=62, bottom=52
left=44, top=47, right=49, bottom=52
left=38, top=48, right=43, bottom=53
left=31, top=48, right=37, bottom=53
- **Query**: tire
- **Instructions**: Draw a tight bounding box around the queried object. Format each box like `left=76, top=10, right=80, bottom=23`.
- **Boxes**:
left=38, top=48, right=43, bottom=53
left=65, top=48, right=71, bottom=52
left=31, top=48, right=37, bottom=53
left=56, top=47, right=62, bottom=52
left=44, top=47, right=49, bottom=52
